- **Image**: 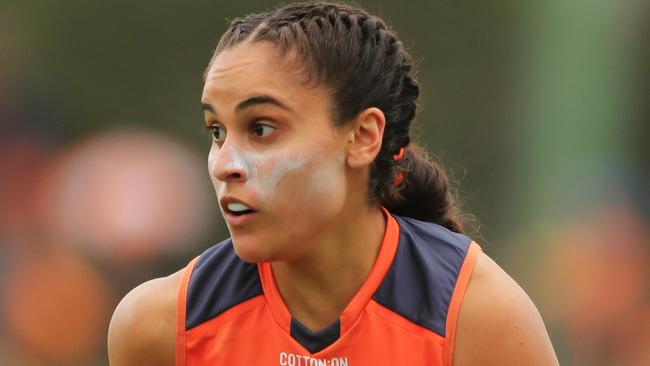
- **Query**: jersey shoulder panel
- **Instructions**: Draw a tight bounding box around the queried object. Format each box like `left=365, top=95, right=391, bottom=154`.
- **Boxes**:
left=372, top=215, right=473, bottom=337
left=185, top=239, right=263, bottom=330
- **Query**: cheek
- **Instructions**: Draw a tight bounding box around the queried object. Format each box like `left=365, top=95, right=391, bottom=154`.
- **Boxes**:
left=207, top=149, right=219, bottom=188
left=270, top=153, right=346, bottom=213
left=247, top=153, right=307, bottom=201
left=300, top=162, right=344, bottom=200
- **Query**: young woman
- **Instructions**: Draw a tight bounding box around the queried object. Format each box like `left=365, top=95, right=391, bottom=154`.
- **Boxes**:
left=108, top=2, right=558, bottom=365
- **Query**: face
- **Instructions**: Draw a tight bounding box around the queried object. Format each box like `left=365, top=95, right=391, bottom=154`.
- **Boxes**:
left=202, top=41, right=351, bottom=263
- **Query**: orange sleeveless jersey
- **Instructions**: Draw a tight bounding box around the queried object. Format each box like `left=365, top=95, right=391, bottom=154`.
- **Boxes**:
left=176, top=211, right=481, bottom=365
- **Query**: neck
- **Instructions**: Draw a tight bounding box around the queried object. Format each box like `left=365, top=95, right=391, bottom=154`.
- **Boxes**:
left=271, top=204, right=386, bottom=331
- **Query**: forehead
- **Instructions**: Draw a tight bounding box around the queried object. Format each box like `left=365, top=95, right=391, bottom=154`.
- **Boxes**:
left=202, top=41, right=322, bottom=108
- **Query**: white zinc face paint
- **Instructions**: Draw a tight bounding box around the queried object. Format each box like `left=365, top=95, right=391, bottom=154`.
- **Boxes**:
left=245, top=150, right=311, bottom=201
left=211, top=140, right=346, bottom=205
left=227, top=147, right=252, bottom=178
left=208, top=146, right=240, bottom=193
left=207, top=143, right=252, bottom=188
left=288, top=151, right=345, bottom=203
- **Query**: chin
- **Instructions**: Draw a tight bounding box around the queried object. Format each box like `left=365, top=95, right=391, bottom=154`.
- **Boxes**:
left=230, top=235, right=279, bottom=263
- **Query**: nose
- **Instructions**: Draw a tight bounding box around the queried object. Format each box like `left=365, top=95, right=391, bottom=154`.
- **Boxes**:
left=209, top=141, right=249, bottom=183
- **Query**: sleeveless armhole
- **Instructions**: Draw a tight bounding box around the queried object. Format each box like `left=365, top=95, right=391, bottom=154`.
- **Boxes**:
left=443, top=241, right=482, bottom=366
left=175, top=256, right=199, bottom=366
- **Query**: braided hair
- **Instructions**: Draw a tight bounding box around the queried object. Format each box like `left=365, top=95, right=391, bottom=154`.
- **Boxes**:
left=206, top=1, right=464, bottom=233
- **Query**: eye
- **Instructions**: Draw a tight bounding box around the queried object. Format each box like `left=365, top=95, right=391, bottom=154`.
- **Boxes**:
left=251, top=122, right=276, bottom=138
left=208, top=125, right=226, bottom=143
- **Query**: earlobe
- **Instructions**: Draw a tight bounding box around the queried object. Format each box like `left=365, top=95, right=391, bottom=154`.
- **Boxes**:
left=346, top=107, right=386, bottom=169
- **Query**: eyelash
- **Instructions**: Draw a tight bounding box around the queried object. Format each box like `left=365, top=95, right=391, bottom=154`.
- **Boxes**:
left=206, top=120, right=276, bottom=143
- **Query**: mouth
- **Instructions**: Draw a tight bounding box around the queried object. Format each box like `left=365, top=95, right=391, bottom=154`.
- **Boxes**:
left=224, top=202, right=256, bottom=216
left=219, top=197, right=258, bottom=225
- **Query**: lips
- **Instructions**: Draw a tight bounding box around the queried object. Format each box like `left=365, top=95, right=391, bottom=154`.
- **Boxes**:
left=219, top=196, right=258, bottom=226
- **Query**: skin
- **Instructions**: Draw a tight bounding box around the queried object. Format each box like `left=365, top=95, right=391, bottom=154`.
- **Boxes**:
left=108, top=41, right=559, bottom=365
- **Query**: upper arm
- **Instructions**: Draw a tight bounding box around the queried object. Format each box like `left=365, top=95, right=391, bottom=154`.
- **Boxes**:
left=108, top=271, right=182, bottom=366
left=452, top=252, right=559, bottom=366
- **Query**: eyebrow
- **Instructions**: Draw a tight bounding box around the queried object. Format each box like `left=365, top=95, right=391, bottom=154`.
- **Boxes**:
left=201, top=95, right=293, bottom=115
left=201, top=102, right=215, bottom=113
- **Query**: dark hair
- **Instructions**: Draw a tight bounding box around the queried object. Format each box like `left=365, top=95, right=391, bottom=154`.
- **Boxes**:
left=206, top=1, right=465, bottom=233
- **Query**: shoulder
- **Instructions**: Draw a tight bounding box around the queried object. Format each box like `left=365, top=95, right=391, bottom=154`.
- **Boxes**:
left=452, top=252, right=559, bottom=366
left=185, top=239, right=263, bottom=329
left=108, top=269, right=183, bottom=366
left=373, top=215, right=474, bottom=336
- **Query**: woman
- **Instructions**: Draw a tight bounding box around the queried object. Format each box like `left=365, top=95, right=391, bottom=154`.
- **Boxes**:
left=108, top=2, right=559, bottom=365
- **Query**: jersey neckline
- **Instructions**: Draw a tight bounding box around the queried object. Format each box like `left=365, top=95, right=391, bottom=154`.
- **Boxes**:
left=257, top=207, right=400, bottom=349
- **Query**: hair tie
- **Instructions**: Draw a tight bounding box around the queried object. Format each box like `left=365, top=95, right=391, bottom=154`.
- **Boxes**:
left=393, top=147, right=405, bottom=186
left=393, top=171, right=404, bottom=186
left=393, top=147, right=405, bottom=160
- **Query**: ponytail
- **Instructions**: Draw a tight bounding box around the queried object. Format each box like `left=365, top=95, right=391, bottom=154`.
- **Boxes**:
left=377, top=145, right=464, bottom=233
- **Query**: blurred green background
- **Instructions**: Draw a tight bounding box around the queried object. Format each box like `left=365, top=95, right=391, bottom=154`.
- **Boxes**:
left=1, top=1, right=648, bottom=365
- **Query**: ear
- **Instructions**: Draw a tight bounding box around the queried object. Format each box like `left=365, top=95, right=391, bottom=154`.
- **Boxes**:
left=346, top=107, right=386, bottom=169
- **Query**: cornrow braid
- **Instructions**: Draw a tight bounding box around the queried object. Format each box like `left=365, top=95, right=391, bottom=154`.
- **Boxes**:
left=206, top=1, right=464, bottom=233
